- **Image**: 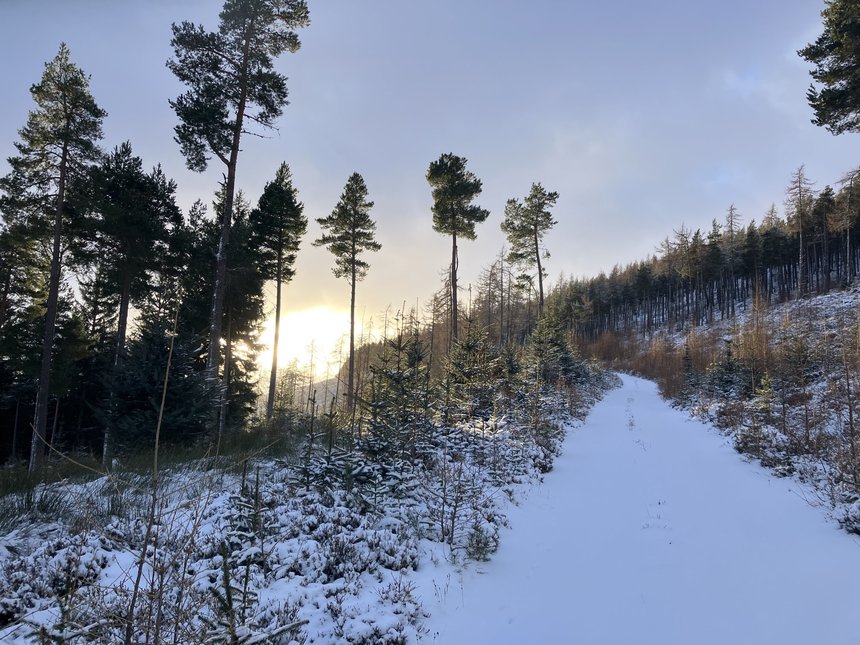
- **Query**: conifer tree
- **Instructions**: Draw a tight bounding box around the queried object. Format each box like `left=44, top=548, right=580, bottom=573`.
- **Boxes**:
left=800, top=0, right=860, bottom=136
left=221, top=191, right=268, bottom=432
left=427, top=153, right=489, bottom=342
left=249, top=163, right=306, bottom=421
left=168, top=0, right=310, bottom=381
left=785, top=166, right=815, bottom=296
left=78, top=143, right=181, bottom=464
left=0, top=44, right=105, bottom=471
left=314, top=173, right=381, bottom=413
left=501, top=182, right=559, bottom=318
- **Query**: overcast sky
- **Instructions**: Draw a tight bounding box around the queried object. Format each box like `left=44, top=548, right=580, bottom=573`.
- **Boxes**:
left=1, top=0, right=857, bottom=323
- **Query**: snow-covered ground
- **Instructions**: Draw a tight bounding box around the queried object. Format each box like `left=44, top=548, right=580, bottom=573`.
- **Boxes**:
left=416, top=374, right=860, bottom=645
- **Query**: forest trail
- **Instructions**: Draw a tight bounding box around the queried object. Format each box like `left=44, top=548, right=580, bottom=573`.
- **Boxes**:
left=419, top=374, right=860, bottom=645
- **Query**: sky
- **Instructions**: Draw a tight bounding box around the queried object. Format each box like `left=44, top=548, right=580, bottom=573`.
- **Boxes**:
left=1, top=0, right=858, bottom=355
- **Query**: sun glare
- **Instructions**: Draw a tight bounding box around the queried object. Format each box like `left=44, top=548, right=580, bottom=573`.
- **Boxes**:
left=257, top=307, right=359, bottom=381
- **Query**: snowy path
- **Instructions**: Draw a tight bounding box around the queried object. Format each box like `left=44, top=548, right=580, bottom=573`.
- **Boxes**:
left=418, top=374, right=860, bottom=645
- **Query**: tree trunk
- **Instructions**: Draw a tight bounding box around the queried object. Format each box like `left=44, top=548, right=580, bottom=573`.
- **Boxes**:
left=534, top=227, right=544, bottom=318
left=30, top=143, right=68, bottom=472
left=451, top=232, right=458, bottom=342
left=103, top=273, right=131, bottom=467
left=348, top=264, right=356, bottom=415
left=206, top=21, right=253, bottom=379
left=266, top=253, right=283, bottom=421
left=11, top=398, right=20, bottom=462
left=218, top=312, right=234, bottom=442
left=0, top=266, right=12, bottom=332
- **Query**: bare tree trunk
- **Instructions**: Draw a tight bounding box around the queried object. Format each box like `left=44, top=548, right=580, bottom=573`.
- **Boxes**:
left=266, top=254, right=283, bottom=421
left=11, top=398, right=20, bottom=461
left=534, top=227, right=544, bottom=318
left=103, top=274, right=132, bottom=467
left=218, top=312, right=234, bottom=442
left=348, top=266, right=356, bottom=414
left=206, top=23, right=253, bottom=379
left=451, top=232, right=458, bottom=342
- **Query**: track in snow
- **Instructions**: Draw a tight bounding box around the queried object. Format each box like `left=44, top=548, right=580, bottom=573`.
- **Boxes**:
left=418, top=374, right=860, bottom=645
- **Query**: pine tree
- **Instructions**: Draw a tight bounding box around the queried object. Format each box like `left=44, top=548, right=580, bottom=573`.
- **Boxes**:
left=785, top=166, right=815, bottom=296
left=799, top=0, right=860, bottom=135
left=249, top=163, right=306, bottom=421
left=77, top=143, right=181, bottom=464
left=168, top=0, right=310, bottom=383
left=427, top=153, right=489, bottom=342
left=221, top=192, right=268, bottom=433
left=313, top=173, right=381, bottom=414
left=723, top=204, right=742, bottom=317
left=0, top=44, right=105, bottom=471
left=500, top=182, right=559, bottom=318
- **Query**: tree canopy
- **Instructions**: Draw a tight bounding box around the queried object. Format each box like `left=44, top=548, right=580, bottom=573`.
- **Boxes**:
left=799, top=0, right=860, bottom=135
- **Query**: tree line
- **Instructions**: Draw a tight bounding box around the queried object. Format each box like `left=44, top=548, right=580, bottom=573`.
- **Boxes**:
left=549, top=164, right=860, bottom=340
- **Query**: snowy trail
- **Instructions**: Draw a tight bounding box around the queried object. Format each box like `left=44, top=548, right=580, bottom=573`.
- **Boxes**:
left=418, top=374, right=860, bottom=645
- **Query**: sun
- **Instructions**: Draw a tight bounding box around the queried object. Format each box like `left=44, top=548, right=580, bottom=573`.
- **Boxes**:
left=257, top=307, right=358, bottom=380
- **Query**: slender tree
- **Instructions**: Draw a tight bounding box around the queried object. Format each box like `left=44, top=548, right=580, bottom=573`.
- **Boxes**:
left=799, top=0, right=860, bottom=135
left=786, top=166, right=815, bottom=296
left=0, top=44, right=105, bottom=471
left=427, top=153, right=489, bottom=342
left=167, top=0, right=309, bottom=382
left=723, top=204, right=742, bottom=317
left=500, top=182, right=559, bottom=318
left=249, top=163, right=306, bottom=421
left=313, top=173, right=380, bottom=413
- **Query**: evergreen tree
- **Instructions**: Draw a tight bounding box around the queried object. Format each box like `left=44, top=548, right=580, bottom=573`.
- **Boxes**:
left=427, top=153, right=489, bottom=342
left=313, top=173, right=381, bottom=414
left=723, top=204, right=742, bottom=317
left=221, top=193, right=268, bottom=433
left=167, top=0, right=310, bottom=381
left=0, top=44, right=105, bottom=471
left=76, top=143, right=181, bottom=463
left=249, top=163, right=306, bottom=421
left=500, top=182, right=559, bottom=318
left=785, top=166, right=815, bottom=296
left=799, top=0, right=860, bottom=135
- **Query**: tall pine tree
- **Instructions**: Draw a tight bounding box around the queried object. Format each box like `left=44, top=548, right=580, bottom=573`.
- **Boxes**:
left=313, top=173, right=381, bottom=414
left=427, top=153, right=489, bottom=342
left=76, top=143, right=181, bottom=464
left=168, top=0, right=310, bottom=386
left=249, top=163, right=306, bottom=421
left=500, top=182, right=559, bottom=318
left=0, top=43, right=105, bottom=471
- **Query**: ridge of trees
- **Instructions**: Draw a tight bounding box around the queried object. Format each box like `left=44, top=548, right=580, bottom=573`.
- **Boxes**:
left=548, top=164, right=860, bottom=341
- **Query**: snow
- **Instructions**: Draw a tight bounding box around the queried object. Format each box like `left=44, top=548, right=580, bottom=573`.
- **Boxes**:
left=417, top=374, right=860, bottom=645
left=3, top=370, right=859, bottom=643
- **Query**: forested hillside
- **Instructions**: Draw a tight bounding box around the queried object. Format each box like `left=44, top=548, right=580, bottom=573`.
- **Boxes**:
left=549, top=166, right=858, bottom=338
left=3, top=0, right=860, bottom=642
left=547, top=167, right=860, bottom=531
